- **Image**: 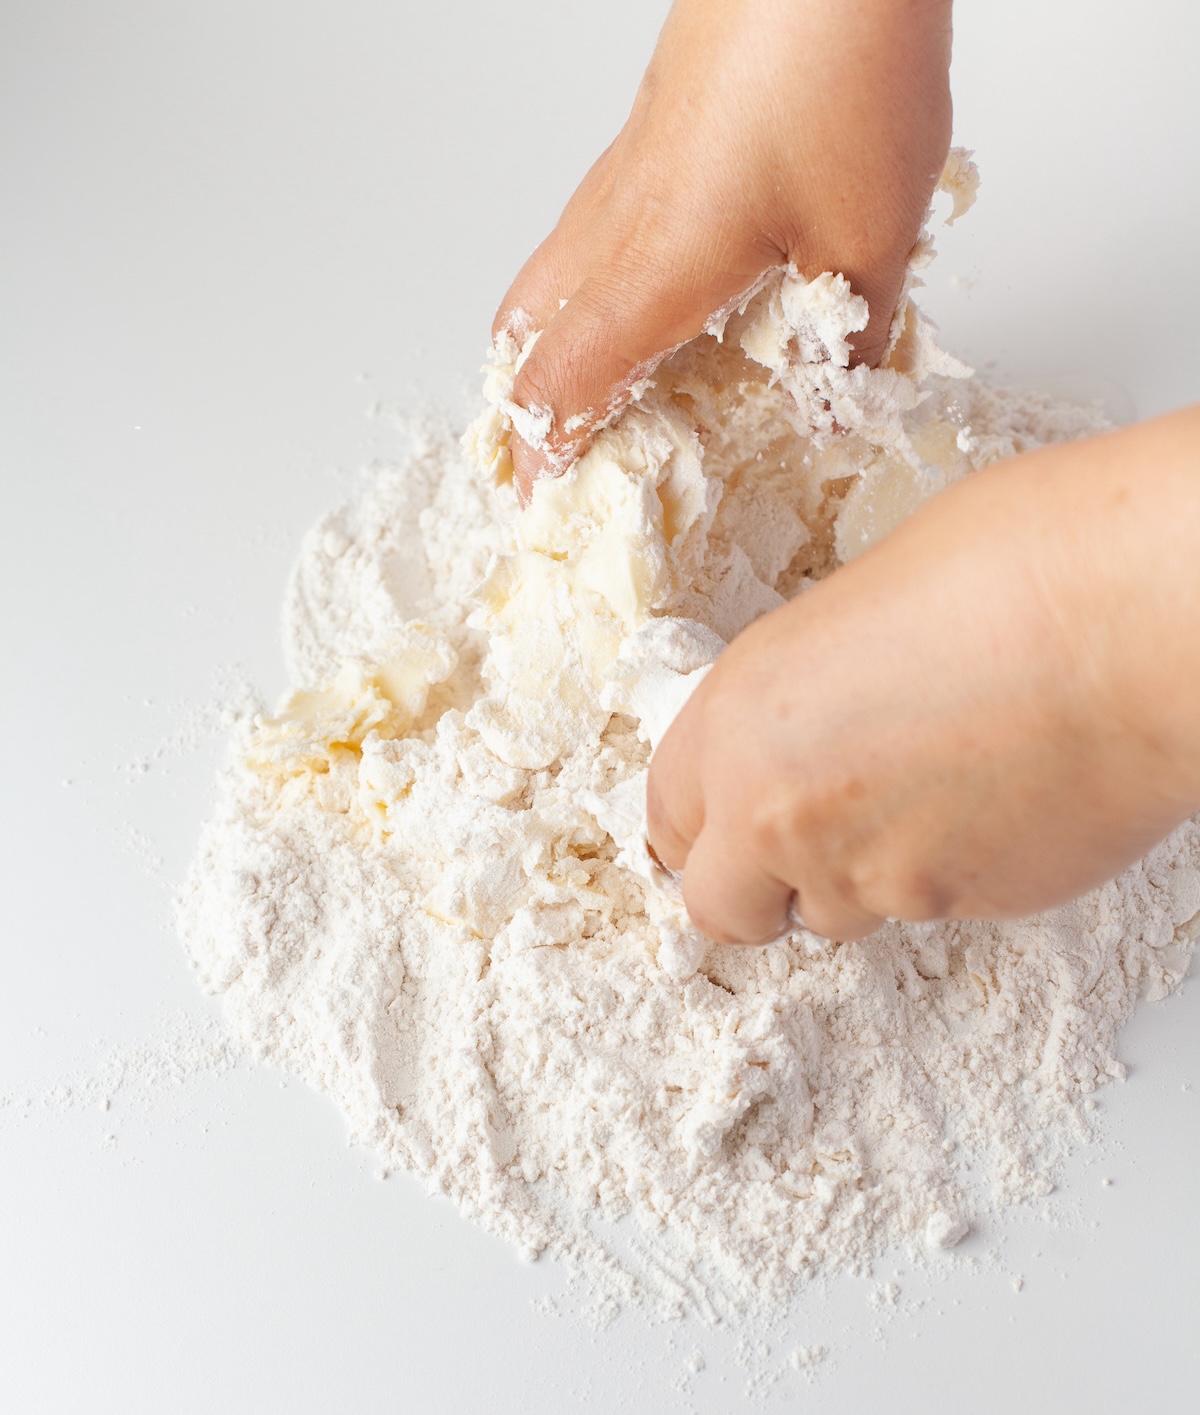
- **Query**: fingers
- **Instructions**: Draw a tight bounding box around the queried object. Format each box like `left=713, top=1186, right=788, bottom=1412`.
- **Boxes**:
left=508, top=266, right=671, bottom=494
left=495, top=137, right=773, bottom=499
left=790, top=237, right=909, bottom=371
left=501, top=236, right=906, bottom=501
left=492, top=143, right=616, bottom=346
left=492, top=236, right=577, bottom=353
left=683, top=832, right=885, bottom=945
left=648, top=682, right=795, bottom=947
left=846, top=264, right=909, bottom=370
left=491, top=187, right=908, bottom=503
left=492, top=203, right=595, bottom=352
left=679, top=826, right=795, bottom=947
left=510, top=249, right=768, bottom=498
left=648, top=678, right=886, bottom=946
left=786, top=887, right=883, bottom=945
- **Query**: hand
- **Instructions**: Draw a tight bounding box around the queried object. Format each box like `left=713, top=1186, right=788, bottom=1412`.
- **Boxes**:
left=646, top=409, right=1200, bottom=945
left=495, top=0, right=954, bottom=500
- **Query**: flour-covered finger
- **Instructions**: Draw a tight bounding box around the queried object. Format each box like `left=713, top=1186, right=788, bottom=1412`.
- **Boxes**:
left=491, top=145, right=617, bottom=349
left=646, top=709, right=707, bottom=874
left=508, top=243, right=770, bottom=499
left=679, top=827, right=795, bottom=947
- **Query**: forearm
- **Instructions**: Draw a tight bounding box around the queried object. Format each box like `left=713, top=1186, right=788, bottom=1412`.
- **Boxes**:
left=907, top=405, right=1200, bottom=815
left=1048, top=406, right=1200, bottom=805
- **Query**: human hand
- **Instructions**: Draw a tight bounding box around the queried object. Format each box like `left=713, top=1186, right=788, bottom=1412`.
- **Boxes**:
left=646, top=409, right=1200, bottom=945
left=494, top=0, right=954, bottom=500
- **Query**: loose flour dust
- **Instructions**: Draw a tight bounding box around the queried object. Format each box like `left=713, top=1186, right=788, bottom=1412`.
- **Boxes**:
left=178, top=155, right=1200, bottom=1317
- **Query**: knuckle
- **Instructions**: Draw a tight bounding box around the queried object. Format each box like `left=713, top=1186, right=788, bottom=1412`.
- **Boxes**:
left=684, top=899, right=749, bottom=949
left=796, top=902, right=841, bottom=942
left=744, top=777, right=822, bottom=866
left=492, top=301, right=537, bottom=347
left=512, top=331, right=602, bottom=433
left=746, top=800, right=791, bottom=863
left=681, top=858, right=792, bottom=949
left=894, top=874, right=952, bottom=922
left=801, top=890, right=879, bottom=943
left=678, top=880, right=719, bottom=940
left=785, top=229, right=904, bottom=306
left=511, top=354, right=560, bottom=417
left=853, top=860, right=950, bottom=924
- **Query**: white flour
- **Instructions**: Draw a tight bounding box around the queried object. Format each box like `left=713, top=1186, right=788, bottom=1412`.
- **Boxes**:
left=178, top=158, right=1200, bottom=1317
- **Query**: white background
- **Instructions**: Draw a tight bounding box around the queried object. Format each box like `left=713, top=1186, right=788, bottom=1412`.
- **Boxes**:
left=2, top=1, right=1198, bottom=1410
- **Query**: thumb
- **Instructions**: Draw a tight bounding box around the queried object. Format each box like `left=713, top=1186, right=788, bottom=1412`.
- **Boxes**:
left=508, top=253, right=767, bottom=500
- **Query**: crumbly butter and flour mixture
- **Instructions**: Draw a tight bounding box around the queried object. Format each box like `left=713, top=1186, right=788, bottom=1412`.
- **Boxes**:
left=179, top=158, right=1200, bottom=1315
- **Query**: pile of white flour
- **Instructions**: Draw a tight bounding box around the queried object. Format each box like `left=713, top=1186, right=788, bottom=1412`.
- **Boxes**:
left=179, top=160, right=1200, bottom=1316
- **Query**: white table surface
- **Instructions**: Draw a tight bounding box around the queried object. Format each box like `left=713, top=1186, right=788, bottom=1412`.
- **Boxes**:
left=3, top=2, right=1198, bottom=1410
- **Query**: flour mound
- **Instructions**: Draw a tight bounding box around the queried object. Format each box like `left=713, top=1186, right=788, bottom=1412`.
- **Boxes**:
left=179, top=161, right=1200, bottom=1314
